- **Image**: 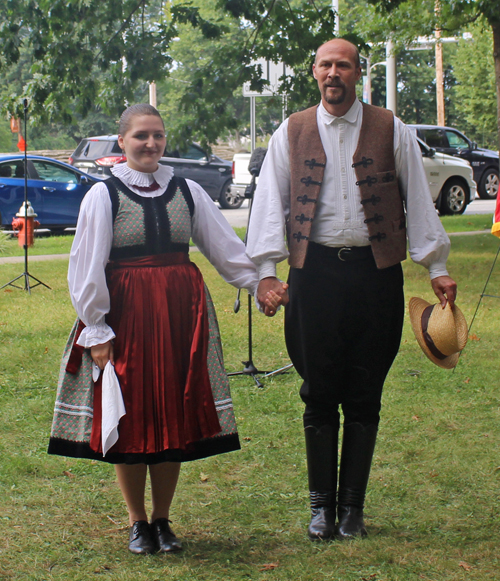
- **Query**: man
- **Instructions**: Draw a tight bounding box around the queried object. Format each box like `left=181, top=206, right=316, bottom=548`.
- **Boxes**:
left=246, top=39, right=457, bottom=540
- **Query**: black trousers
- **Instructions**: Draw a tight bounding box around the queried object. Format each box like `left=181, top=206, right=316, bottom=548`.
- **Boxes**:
left=285, top=242, right=405, bottom=428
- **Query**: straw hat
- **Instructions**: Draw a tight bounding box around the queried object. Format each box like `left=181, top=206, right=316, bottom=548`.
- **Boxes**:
left=408, top=298, right=468, bottom=369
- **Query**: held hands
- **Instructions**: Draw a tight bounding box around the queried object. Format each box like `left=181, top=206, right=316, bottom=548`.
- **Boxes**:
left=91, top=340, right=114, bottom=370
left=257, top=277, right=290, bottom=317
left=431, top=275, right=457, bottom=308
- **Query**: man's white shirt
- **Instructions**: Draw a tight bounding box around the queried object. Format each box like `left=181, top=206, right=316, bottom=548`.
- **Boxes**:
left=246, top=99, right=450, bottom=281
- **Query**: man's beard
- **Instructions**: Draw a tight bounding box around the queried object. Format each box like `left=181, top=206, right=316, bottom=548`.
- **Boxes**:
left=323, top=81, right=346, bottom=105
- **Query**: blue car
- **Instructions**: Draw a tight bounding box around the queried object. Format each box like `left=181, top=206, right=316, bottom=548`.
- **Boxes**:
left=0, top=155, right=102, bottom=230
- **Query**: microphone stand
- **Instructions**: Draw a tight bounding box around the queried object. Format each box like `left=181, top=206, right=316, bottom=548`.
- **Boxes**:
left=1, top=99, right=51, bottom=293
left=228, top=161, right=293, bottom=388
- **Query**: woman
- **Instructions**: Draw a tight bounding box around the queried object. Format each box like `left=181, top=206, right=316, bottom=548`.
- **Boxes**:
left=48, top=103, right=283, bottom=554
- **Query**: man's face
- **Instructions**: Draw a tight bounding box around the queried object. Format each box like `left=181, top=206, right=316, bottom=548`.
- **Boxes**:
left=312, top=40, right=362, bottom=116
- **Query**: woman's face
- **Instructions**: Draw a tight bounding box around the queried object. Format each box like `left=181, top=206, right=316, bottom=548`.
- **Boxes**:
left=118, top=115, right=166, bottom=173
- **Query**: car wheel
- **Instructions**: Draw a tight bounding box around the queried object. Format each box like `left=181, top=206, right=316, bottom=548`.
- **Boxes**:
left=219, top=181, right=244, bottom=209
left=478, top=168, right=499, bottom=200
left=439, top=178, right=469, bottom=215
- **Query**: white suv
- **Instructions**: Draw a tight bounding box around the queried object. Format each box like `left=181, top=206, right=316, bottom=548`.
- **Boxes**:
left=418, top=137, right=477, bottom=215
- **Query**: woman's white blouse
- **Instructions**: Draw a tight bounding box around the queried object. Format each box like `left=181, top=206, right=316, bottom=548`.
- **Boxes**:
left=69, top=163, right=258, bottom=348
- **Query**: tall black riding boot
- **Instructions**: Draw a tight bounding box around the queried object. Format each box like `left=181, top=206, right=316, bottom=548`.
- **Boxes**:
left=337, top=422, right=378, bottom=540
left=304, top=423, right=338, bottom=540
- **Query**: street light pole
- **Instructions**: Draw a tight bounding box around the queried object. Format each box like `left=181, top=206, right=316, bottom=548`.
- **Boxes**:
left=332, top=0, right=339, bottom=35
left=361, top=56, right=387, bottom=105
left=386, top=38, right=397, bottom=114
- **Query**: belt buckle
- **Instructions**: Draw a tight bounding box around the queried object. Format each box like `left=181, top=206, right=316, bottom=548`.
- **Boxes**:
left=338, top=247, right=352, bottom=261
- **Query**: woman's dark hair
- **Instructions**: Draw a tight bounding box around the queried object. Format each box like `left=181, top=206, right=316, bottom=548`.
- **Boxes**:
left=118, top=103, right=164, bottom=136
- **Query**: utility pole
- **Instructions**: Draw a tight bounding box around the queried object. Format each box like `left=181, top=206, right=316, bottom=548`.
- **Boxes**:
left=435, top=0, right=445, bottom=125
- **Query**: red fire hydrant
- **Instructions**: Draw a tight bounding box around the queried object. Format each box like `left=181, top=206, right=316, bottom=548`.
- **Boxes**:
left=12, top=202, right=40, bottom=247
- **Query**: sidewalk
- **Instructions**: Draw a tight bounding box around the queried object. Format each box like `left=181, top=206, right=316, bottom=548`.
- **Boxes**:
left=0, top=231, right=491, bottom=265
left=0, top=253, right=70, bottom=264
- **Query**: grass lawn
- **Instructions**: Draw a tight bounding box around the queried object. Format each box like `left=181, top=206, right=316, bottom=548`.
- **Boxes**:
left=0, top=229, right=499, bottom=580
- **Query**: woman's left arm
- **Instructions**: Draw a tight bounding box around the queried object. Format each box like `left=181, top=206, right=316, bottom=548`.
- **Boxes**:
left=189, top=180, right=259, bottom=294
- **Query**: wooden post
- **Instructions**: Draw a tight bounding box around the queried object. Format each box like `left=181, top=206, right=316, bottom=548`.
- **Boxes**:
left=435, top=0, right=445, bottom=126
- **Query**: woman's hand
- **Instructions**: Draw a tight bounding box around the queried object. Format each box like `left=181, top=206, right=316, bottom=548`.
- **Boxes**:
left=258, top=277, right=289, bottom=317
left=91, top=341, right=114, bottom=370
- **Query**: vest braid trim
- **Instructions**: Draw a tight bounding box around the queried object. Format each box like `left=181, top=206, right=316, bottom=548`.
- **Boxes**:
left=287, top=106, right=326, bottom=269
left=353, top=104, right=406, bottom=269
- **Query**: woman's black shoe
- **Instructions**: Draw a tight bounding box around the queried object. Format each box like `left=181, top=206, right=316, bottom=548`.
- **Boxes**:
left=128, top=520, right=156, bottom=554
left=151, top=518, right=183, bottom=553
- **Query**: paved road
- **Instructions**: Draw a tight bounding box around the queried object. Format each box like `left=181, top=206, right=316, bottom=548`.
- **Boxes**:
left=219, top=199, right=251, bottom=228
left=464, top=197, right=496, bottom=215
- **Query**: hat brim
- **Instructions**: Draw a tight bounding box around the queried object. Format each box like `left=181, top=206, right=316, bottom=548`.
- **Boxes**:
left=408, top=297, right=463, bottom=369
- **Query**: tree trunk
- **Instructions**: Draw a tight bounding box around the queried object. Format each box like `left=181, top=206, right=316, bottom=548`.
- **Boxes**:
left=492, top=21, right=500, bottom=154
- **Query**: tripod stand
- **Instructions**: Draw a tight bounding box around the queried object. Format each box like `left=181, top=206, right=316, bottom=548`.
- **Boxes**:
left=227, top=149, right=293, bottom=387
left=1, top=99, right=51, bottom=293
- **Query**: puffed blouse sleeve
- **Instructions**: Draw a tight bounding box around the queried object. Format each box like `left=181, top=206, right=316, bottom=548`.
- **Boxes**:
left=68, top=182, right=116, bottom=348
left=188, top=179, right=259, bottom=294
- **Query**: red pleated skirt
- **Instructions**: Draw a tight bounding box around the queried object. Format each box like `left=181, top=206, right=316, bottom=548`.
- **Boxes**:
left=89, top=253, right=222, bottom=456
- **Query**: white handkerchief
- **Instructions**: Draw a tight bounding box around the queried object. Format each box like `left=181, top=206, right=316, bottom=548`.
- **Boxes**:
left=101, top=362, right=126, bottom=457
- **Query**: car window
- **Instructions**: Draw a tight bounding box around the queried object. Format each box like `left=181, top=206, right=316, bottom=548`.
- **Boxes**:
left=181, top=144, right=207, bottom=162
left=0, top=160, right=25, bottom=178
left=71, top=140, right=88, bottom=157
left=422, top=129, right=448, bottom=148
left=445, top=130, right=469, bottom=149
left=79, top=140, right=122, bottom=158
left=31, top=160, right=79, bottom=183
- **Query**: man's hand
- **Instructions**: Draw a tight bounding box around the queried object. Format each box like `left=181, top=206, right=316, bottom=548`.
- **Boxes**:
left=257, top=276, right=289, bottom=317
left=91, top=340, right=114, bottom=370
left=431, top=275, right=457, bottom=308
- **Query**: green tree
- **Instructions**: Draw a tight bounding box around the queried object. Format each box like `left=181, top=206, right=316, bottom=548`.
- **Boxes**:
left=450, top=22, right=497, bottom=148
left=0, top=0, right=175, bottom=123
left=367, top=0, right=500, bottom=152
left=0, top=120, right=17, bottom=153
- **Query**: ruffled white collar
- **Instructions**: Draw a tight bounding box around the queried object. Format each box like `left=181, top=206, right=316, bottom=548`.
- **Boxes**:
left=111, top=162, right=174, bottom=189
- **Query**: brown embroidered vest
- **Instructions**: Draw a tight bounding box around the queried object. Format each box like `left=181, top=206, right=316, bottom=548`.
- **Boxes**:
left=287, top=103, right=407, bottom=269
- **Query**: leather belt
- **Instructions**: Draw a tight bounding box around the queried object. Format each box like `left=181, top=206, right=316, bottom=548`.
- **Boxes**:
left=307, top=242, right=374, bottom=262
left=336, top=246, right=373, bottom=261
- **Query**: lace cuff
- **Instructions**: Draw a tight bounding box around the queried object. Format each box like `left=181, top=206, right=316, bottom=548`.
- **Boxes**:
left=76, top=323, right=116, bottom=348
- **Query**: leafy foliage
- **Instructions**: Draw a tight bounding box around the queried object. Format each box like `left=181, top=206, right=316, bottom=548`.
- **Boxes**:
left=162, top=0, right=342, bottom=150
left=368, top=0, right=500, bottom=151
left=450, top=21, right=498, bottom=148
left=0, top=0, right=175, bottom=122
left=1, top=0, right=499, bottom=153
